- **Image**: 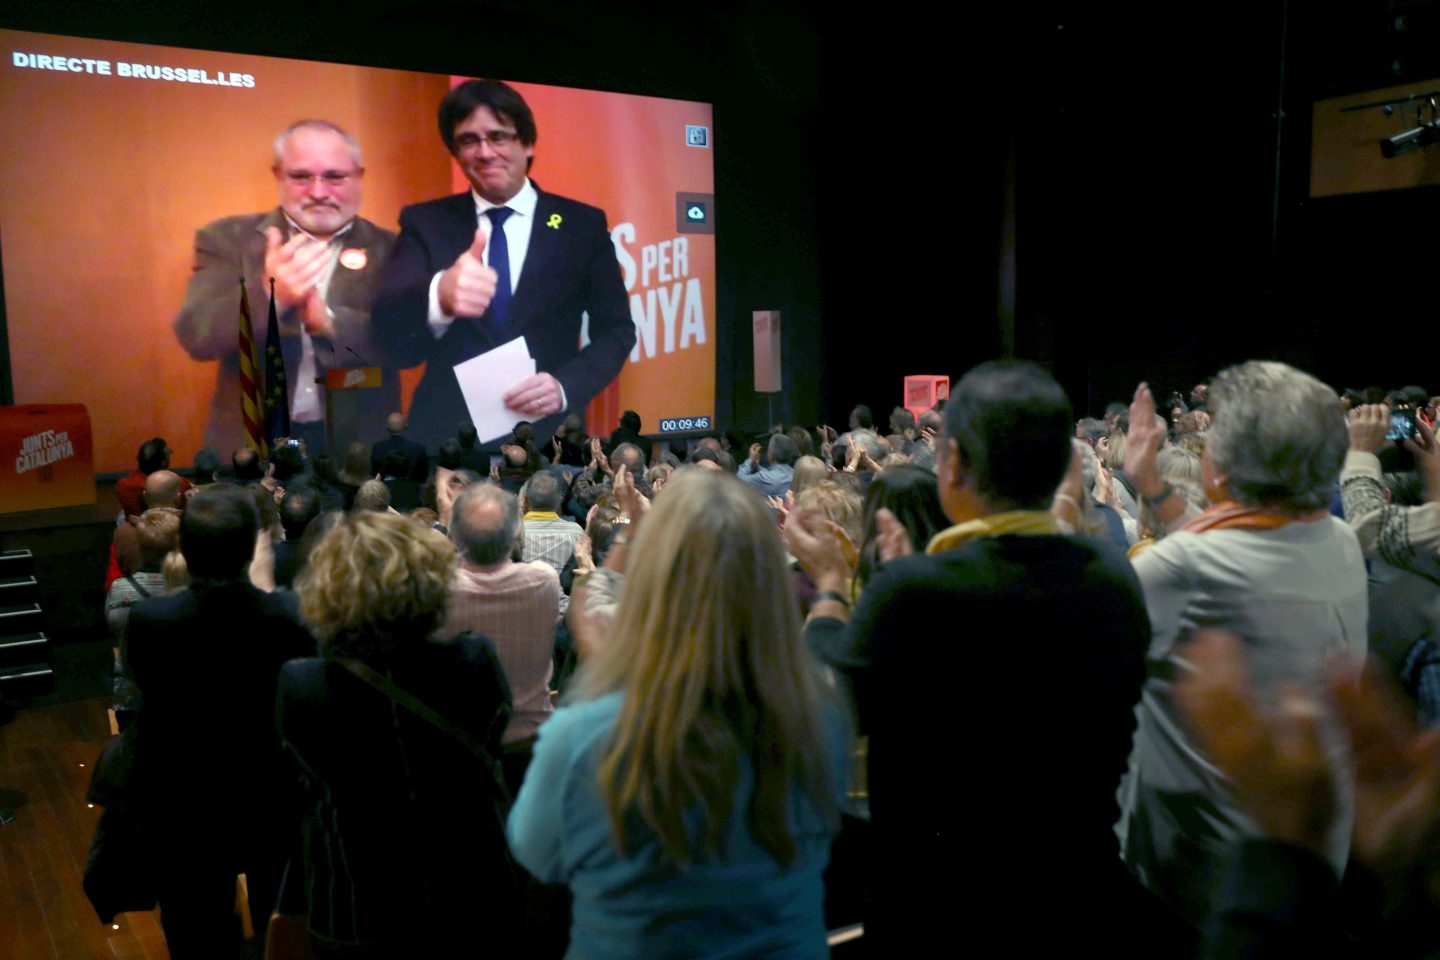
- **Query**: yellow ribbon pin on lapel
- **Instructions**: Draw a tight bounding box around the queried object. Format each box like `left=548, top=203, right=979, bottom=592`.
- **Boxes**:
left=546, top=214, right=563, bottom=229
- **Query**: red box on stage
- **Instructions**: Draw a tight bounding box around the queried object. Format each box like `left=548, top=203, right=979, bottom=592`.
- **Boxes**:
left=0, top=404, right=95, bottom=513
left=903, top=376, right=950, bottom=419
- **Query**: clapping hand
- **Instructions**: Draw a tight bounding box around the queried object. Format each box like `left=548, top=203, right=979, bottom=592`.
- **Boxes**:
left=1124, top=382, right=1167, bottom=494
left=573, top=534, right=595, bottom=574
left=784, top=507, right=858, bottom=588
left=1177, top=629, right=1440, bottom=890
left=1175, top=630, right=1337, bottom=854
left=874, top=508, right=914, bottom=563
left=612, top=466, right=650, bottom=525
left=263, top=226, right=329, bottom=314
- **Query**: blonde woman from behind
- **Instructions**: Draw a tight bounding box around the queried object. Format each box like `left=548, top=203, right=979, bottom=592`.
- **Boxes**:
left=507, top=468, right=850, bottom=959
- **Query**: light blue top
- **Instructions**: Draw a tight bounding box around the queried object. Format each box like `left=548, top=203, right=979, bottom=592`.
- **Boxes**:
left=507, top=691, right=848, bottom=959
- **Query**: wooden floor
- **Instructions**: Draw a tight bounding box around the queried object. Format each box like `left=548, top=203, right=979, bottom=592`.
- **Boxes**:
left=0, top=698, right=170, bottom=960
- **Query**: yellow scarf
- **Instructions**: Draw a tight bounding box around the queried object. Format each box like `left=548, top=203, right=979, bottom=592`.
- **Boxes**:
left=926, top=510, right=1060, bottom=554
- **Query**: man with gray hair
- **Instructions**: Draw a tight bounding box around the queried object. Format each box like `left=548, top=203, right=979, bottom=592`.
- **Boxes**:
left=571, top=440, right=651, bottom=512
left=739, top=433, right=798, bottom=499
left=518, top=469, right=583, bottom=578
left=173, top=119, right=398, bottom=455
left=1115, top=362, right=1366, bottom=937
left=443, top=483, right=560, bottom=789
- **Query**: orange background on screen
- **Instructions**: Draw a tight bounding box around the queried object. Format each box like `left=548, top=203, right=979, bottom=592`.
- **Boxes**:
left=0, top=30, right=714, bottom=473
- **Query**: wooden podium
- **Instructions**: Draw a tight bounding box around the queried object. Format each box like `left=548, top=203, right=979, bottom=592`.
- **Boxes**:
left=324, top=367, right=383, bottom=453
left=0, top=404, right=94, bottom=513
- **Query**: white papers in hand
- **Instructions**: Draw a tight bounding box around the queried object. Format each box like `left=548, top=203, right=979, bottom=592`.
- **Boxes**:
left=453, top=336, right=535, bottom=443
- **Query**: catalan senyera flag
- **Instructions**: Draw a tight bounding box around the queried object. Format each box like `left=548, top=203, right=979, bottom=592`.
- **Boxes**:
left=263, top=277, right=291, bottom=448
left=237, top=278, right=267, bottom=457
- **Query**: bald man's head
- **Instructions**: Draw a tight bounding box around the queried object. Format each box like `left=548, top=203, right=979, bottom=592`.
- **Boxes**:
left=387, top=412, right=406, bottom=435
left=143, top=470, right=184, bottom=510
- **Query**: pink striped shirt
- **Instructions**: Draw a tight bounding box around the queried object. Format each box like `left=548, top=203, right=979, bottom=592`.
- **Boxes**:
left=442, top=560, right=559, bottom=743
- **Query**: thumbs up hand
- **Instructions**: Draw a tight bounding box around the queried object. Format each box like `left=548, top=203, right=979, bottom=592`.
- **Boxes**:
left=437, top=225, right=499, bottom=318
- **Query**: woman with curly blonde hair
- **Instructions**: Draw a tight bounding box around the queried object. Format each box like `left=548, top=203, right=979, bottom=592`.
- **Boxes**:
left=277, top=511, right=520, bottom=957
left=507, top=469, right=850, bottom=957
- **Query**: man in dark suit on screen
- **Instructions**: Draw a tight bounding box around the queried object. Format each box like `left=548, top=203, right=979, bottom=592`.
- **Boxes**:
left=373, top=79, right=636, bottom=451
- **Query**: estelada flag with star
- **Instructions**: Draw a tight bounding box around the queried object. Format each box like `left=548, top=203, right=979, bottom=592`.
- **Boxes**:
left=263, top=276, right=292, bottom=448
left=237, top=278, right=268, bottom=458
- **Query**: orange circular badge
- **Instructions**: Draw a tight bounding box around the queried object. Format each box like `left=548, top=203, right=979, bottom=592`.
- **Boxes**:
left=339, top=248, right=368, bottom=271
